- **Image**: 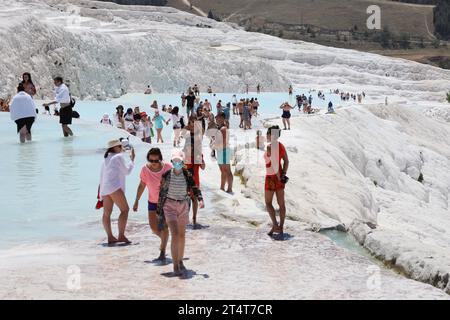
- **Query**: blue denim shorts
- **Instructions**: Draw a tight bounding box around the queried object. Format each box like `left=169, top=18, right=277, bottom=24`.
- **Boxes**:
left=148, top=201, right=158, bottom=212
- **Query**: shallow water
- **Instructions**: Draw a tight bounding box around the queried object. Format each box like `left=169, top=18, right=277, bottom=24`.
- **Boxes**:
left=320, top=230, right=375, bottom=261
left=1, top=91, right=340, bottom=250
left=41, top=91, right=341, bottom=123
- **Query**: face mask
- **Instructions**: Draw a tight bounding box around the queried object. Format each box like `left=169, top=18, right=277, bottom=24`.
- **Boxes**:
left=172, top=161, right=184, bottom=171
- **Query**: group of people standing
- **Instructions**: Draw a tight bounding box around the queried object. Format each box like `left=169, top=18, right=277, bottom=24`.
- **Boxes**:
left=6, top=73, right=75, bottom=143
left=97, top=87, right=290, bottom=278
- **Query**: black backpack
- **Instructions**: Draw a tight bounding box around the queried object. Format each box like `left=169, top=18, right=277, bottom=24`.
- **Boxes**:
left=180, top=116, right=185, bottom=129
left=69, top=95, right=76, bottom=108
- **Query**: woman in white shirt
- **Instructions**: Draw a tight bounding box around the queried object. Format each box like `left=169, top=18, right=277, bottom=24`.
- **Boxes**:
left=99, top=140, right=136, bottom=244
left=166, top=106, right=183, bottom=147
left=10, top=83, right=36, bottom=143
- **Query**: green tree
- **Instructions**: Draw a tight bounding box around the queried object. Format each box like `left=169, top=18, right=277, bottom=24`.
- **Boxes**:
left=434, top=0, right=450, bottom=40
left=380, top=28, right=392, bottom=48
left=398, top=33, right=411, bottom=49
left=447, top=91, right=450, bottom=103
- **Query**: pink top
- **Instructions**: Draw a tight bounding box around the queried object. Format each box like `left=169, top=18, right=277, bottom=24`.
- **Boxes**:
left=140, top=162, right=172, bottom=203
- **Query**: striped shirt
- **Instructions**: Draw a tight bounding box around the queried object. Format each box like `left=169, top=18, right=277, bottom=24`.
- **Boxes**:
left=167, top=171, right=187, bottom=200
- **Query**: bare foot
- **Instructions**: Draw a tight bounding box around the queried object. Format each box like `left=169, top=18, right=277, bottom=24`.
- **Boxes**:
left=108, top=237, right=118, bottom=244
left=157, top=251, right=166, bottom=261
left=117, top=236, right=131, bottom=244
left=173, top=264, right=182, bottom=276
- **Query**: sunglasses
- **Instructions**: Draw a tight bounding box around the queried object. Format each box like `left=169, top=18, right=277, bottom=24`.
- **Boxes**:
left=148, top=159, right=160, bottom=163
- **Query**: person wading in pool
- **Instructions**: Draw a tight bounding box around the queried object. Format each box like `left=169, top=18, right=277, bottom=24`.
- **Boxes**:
left=99, top=140, right=135, bottom=244
left=157, top=150, right=204, bottom=277
left=43, top=77, right=74, bottom=137
left=264, top=126, right=289, bottom=239
left=20, top=72, right=37, bottom=98
left=9, top=83, right=36, bottom=143
left=133, top=148, right=172, bottom=261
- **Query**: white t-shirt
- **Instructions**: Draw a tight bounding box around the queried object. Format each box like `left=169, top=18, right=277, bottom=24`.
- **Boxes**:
left=9, top=92, right=36, bottom=121
left=54, top=84, right=71, bottom=104
left=99, top=153, right=134, bottom=197
left=135, top=122, right=145, bottom=138
left=172, top=114, right=181, bottom=128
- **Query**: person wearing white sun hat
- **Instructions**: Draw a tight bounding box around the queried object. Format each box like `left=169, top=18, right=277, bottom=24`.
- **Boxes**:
left=99, top=139, right=135, bottom=244
left=157, top=149, right=204, bottom=277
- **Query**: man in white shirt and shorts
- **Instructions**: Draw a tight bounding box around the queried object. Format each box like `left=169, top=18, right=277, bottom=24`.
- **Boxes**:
left=43, top=76, right=74, bottom=137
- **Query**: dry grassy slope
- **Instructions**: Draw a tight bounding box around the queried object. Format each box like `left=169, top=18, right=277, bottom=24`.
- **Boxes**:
left=167, top=0, right=435, bottom=37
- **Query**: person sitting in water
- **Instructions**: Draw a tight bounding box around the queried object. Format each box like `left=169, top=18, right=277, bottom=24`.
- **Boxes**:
left=0, top=96, right=11, bottom=112
left=43, top=105, right=51, bottom=115
left=327, top=101, right=335, bottom=114
left=101, top=113, right=113, bottom=125
left=144, top=85, right=152, bottom=95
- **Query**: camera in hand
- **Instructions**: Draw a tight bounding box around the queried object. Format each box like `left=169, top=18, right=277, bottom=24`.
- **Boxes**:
left=280, top=174, right=289, bottom=184
left=119, top=137, right=133, bottom=151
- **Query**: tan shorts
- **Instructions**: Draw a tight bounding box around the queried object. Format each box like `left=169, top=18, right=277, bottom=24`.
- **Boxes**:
left=163, top=199, right=189, bottom=225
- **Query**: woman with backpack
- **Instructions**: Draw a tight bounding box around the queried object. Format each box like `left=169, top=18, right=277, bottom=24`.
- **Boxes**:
left=157, top=150, right=204, bottom=277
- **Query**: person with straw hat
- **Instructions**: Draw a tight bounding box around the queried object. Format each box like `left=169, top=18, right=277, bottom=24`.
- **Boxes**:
left=99, top=139, right=135, bottom=244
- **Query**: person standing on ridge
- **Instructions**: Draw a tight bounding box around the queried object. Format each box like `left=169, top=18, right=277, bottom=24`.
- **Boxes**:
left=264, top=126, right=289, bottom=240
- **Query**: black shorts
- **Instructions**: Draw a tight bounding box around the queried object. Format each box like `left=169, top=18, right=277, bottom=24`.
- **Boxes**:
left=15, top=117, right=35, bottom=133
left=59, top=106, right=73, bottom=125
left=282, top=111, right=291, bottom=119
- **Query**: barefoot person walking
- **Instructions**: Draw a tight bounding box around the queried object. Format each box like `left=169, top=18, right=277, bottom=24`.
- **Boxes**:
left=43, top=77, right=74, bottom=137
left=10, top=83, right=36, bottom=143
left=215, top=113, right=233, bottom=194
left=183, top=116, right=206, bottom=228
left=280, top=102, right=294, bottom=130
left=157, top=150, right=204, bottom=277
left=264, top=126, right=289, bottom=239
left=99, top=140, right=135, bottom=244
left=133, top=148, right=172, bottom=261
